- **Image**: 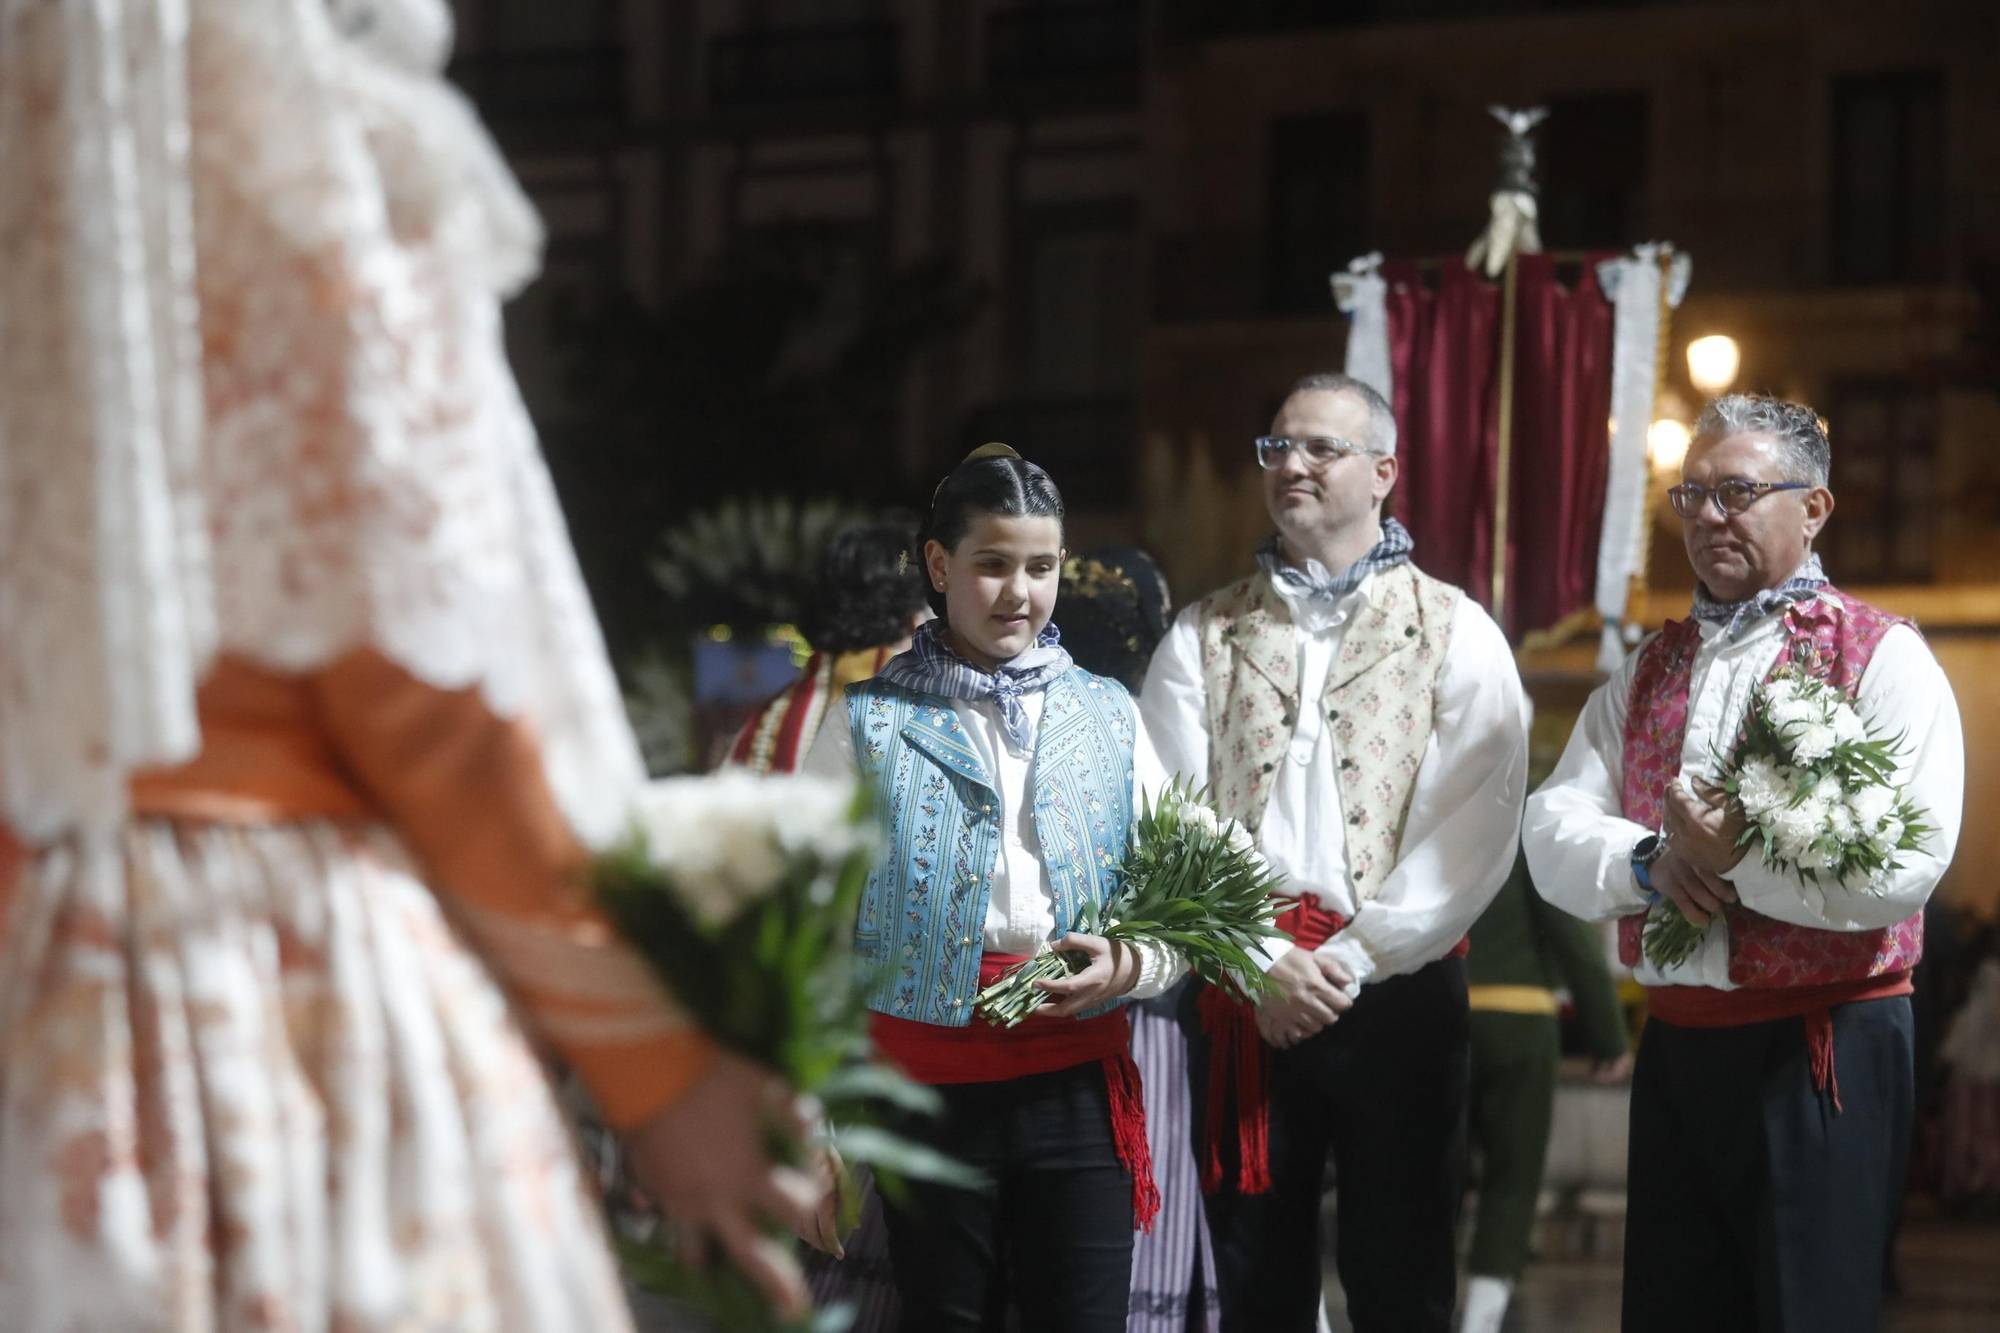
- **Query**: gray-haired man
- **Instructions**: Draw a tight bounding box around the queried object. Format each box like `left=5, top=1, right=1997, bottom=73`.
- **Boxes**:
left=1142, top=374, right=1529, bottom=1332
left=1524, top=395, right=1964, bottom=1331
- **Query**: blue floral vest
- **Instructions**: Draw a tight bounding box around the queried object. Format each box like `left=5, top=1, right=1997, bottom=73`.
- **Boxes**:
left=843, top=667, right=1137, bottom=1027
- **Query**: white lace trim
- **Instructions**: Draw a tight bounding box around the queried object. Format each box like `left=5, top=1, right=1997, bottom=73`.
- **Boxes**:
left=0, top=0, right=643, bottom=845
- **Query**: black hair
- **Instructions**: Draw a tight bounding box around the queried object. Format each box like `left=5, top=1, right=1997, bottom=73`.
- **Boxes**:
left=1057, top=545, right=1173, bottom=692
left=796, top=510, right=930, bottom=655
left=916, top=448, right=1065, bottom=617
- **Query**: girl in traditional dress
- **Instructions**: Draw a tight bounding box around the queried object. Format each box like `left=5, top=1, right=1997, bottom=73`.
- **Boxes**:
left=0, top=2, right=809, bottom=1329
left=802, top=446, right=1183, bottom=1333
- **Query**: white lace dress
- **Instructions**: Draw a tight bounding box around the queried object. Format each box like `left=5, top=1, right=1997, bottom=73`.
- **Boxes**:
left=0, top=3, right=692, bottom=1329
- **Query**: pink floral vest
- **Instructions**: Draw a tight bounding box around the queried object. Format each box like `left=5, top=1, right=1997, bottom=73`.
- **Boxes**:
left=1615, top=589, right=1925, bottom=987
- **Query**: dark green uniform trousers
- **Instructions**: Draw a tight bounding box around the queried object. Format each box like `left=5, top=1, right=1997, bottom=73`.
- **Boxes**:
left=1466, top=1010, right=1560, bottom=1278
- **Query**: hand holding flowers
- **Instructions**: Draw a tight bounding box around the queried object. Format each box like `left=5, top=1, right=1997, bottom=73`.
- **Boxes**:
left=1641, top=664, right=1934, bottom=971
left=976, top=777, right=1287, bottom=1027
left=596, top=772, right=977, bottom=1332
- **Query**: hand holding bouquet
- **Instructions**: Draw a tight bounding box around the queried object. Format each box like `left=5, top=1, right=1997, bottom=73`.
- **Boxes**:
left=1643, top=664, right=1934, bottom=970
left=595, top=772, right=975, bottom=1333
left=976, top=778, right=1288, bottom=1026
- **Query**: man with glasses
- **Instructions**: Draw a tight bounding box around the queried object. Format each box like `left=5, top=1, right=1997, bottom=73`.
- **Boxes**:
left=1140, top=372, right=1529, bottom=1332
left=1524, top=394, right=1963, bottom=1332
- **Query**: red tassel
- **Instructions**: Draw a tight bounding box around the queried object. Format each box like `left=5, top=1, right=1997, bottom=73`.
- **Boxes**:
left=1197, top=982, right=1273, bottom=1195
left=1805, top=1007, right=1842, bottom=1114
left=1235, top=1022, right=1272, bottom=1195
left=1102, top=1052, right=1161, bottom=1233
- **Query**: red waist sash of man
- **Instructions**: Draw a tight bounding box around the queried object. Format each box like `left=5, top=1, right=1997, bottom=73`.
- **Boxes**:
left=869, top=953, right=1159, bottom=1230
left=1645, top=972, right=1914, bottom=1113
left=1194, top=899, right=1471, bottom=1195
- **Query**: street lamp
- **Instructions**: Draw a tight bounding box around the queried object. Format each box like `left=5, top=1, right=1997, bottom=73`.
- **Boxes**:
left=1647, top=418, right=1692, bottom=474
left=1686, top=335, right=1741, bottom=397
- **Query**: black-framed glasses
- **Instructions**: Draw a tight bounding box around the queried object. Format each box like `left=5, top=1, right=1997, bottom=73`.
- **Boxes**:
left=1254, top=436, right=1378, bottom=470
left=1667, top=479, right=1812, bottom=519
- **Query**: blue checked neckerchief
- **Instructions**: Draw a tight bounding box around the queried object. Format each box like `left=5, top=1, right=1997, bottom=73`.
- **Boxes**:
left=1255, top=517, right=1416, bottom=605
left=876, top=619, right=1073, bottom=754
left=1689, top=553, right=1828, bottom=642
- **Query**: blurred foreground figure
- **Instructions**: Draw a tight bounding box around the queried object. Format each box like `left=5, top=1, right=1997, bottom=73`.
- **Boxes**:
left=0, top=2, right=808, bottom=1328
left=1525, top=396, right=1964, bottom=1333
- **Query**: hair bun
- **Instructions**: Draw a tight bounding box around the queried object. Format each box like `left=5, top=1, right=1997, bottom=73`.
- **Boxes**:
left=932, top=442, right=1024, bottom=508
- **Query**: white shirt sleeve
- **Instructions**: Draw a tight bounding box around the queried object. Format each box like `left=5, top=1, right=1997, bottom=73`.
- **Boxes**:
left=800, top=703, right=860, bottom=783
left=1316, top=597, right=1531, bottom=992
left=1522, top=640, right=1656, bottom=924
left=1137, top=607, right=1211, bottom=788
left=1726, top=624, right=1965, bottom=930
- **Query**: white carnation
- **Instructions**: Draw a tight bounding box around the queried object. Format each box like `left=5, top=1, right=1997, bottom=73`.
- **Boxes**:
left=1734, top=756, right=1787, bottom=818
left=630, top=773, right=859, bottom=927
left=1788, top=723, right=1836, bottom=763
left=1829, top=704, right=1866, bottom=746
left=1183, top=804, right=1221, bottom=838
left=1811, top=775, right=1844, bottom=806
left=769, top=774, right=869, bottom=866
left=1762, top=678, right=1798, bottom=707
left=1848, top=786, right=1896, bottom=830
left=1766, top=798, right=1828, bottom=862
left=1878, top=816, right=1906, bottom=851
left=1225, top=819, right=1257, bottom=857
left=1827, top=802, right=1858, bottom=843
left=1795, top=843, right=1835, bottom=872
left=1769, top=698, right=1817, bottom=729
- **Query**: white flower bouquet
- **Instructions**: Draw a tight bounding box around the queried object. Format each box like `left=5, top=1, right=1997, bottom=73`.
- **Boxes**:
left=594, top=772, right=975, bottom=1332
left=975, top=777, right=1289, bottom=1026
left=1643, top=664, right=1934, bottom=969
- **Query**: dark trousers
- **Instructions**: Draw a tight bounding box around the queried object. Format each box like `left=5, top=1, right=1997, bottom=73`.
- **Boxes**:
left=1186, top=957, right=1471, bottom=1333
left=1466, top=1010, right=1560, bottom=1279
left=879, top=1062, right=1134, bottom=1333
left=1623, top=996, right=1914, bottom=1333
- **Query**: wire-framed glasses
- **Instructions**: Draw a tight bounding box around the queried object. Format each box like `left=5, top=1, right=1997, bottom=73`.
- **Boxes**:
left=1254, top=436, right=1377, bottom=470
left=1667, top=479, right=1812, bottom=519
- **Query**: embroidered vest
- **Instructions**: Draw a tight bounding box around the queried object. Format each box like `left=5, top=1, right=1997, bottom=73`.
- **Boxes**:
left=1616, top=589, right=1925, bottom=987
left=1195, top=563, right=1459, bottom=902
left=844, top=668, right=1136, bottom=1026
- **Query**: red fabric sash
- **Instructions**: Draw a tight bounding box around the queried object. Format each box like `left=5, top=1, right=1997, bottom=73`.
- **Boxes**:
left=869, top=953, right=1160, bottom=1230
left=1645, top=972, right=1914, bottom=1113
left=1196, top=899, right=1346, bottom=1195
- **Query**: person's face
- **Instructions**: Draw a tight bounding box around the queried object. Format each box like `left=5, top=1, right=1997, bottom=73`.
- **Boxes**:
left=924, top=513, right=1065, bottom=669
left=1678, top=432, right=1833, bottom=602
left=1262, top=390, right=1398, bottom=546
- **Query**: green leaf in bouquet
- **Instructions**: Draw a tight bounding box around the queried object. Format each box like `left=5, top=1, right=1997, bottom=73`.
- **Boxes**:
left=618, top=1237, right=856, bottom=1333
left=818, top=1063, right=945, bottom=1118
left=830, top=1124, right=988, bottom=1193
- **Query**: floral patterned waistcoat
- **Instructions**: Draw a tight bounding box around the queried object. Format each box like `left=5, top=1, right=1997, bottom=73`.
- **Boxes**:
left=1196, top=564, right=1459, bottom=903
left=1616, top=589, right=1925, bottom=986
left=844, top=668, right=1135, bottom=1026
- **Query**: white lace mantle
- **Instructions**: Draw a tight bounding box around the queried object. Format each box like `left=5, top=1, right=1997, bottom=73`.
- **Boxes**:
left=0, top=0, right=645, bottom=844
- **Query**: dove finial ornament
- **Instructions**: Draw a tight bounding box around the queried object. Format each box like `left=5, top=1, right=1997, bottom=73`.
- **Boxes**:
left=1466, top=104, right=1550, bottom=277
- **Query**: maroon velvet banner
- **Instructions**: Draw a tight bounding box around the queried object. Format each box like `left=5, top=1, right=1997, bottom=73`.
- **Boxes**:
left=1381, top=253, right=1616, bottom=640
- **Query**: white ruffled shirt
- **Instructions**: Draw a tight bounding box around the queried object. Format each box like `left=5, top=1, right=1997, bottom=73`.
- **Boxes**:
left=1523, top=594, right=1965, bottom=990
left=804, top=688, right=1182, bottom=1000
left=1139, top=571, right=1531, bottom=994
